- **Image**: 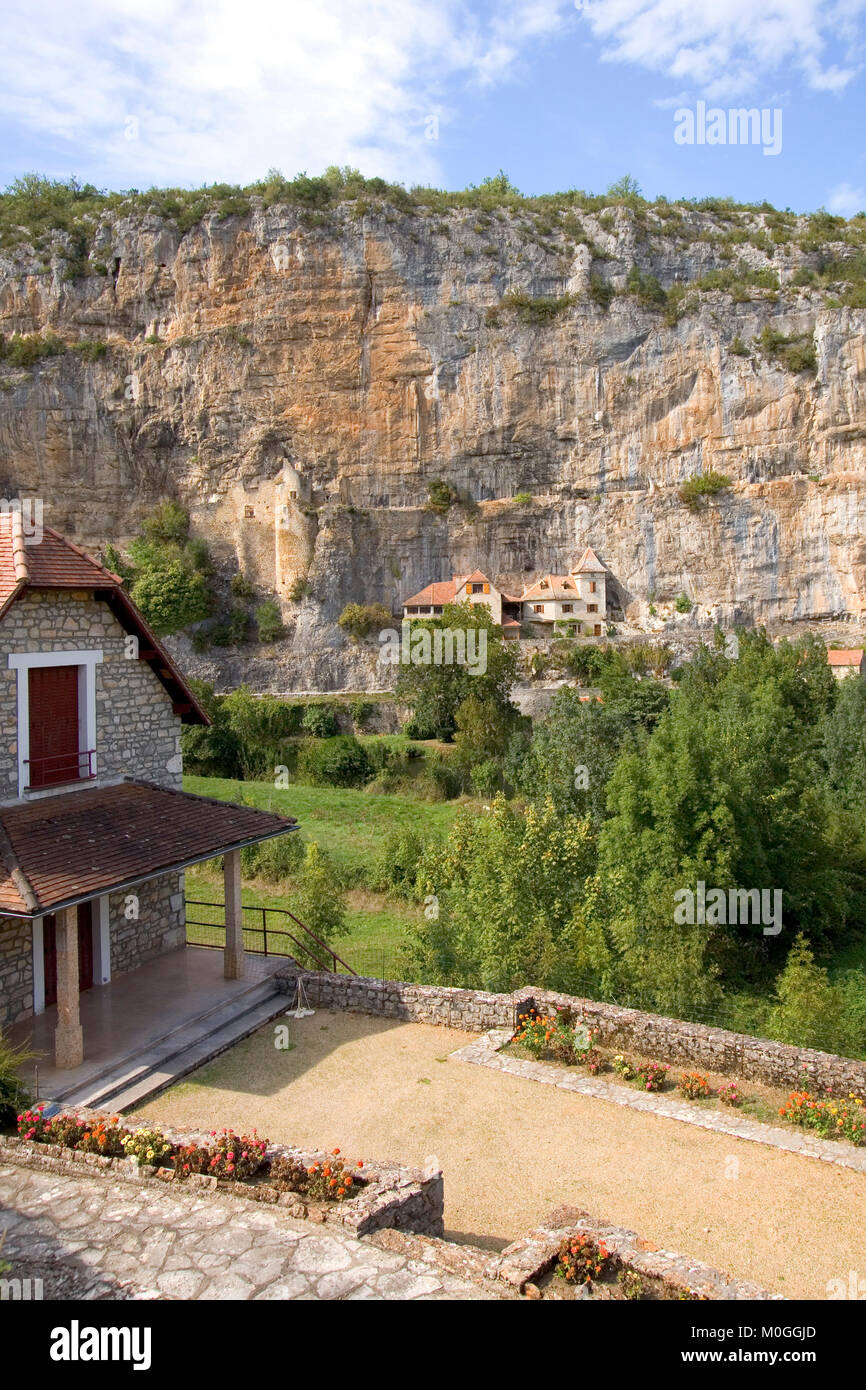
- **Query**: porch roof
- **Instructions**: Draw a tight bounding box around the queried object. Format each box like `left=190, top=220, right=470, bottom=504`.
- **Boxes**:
left=0, top=780, right=297, bottom=917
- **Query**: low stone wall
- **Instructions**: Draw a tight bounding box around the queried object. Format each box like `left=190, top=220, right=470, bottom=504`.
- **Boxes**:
left=0, top=1119, right=443, bottom=1239
left=275, top=967, right=866, bottom=1100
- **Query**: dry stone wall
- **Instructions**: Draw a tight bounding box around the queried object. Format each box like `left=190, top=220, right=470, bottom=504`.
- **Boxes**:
left=275, top=967, right=866, bottom=1100
left=0, top=915, right=33, bottom=1029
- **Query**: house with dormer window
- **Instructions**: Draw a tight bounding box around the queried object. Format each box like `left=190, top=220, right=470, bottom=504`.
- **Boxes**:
left=0, top=513, right=298, bottom=1075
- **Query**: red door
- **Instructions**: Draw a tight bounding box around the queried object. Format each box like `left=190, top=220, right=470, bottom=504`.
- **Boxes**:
left=28, top=665, right=81, bottom=788
left=42, top=905, right=93, bottom=1006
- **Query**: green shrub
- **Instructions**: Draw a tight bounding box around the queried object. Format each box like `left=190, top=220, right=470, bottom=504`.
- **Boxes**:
left=255, top=599, right=284, bottom=642
left=371, top=827, right=426, bottom=896
left=0, top=1031, right=34, bottom=1128
left=756, top=325, right=817, bottom=373
left=71, top=339, right=107, bottom=361
left=253, top=831, right=304, bottom=884
left=301, top=703, right=339, bottom=738
left=338, top=602, right=393, bottom=641
left=678, top=471, right=732, bottom=511
left=0, top=331, right=65, bottom=367
left=350, top=698, right=374, bottom=728
left=288, top=575, right=312, bottom=602
left=512, top=491, right=532, bottom=505
left=498, top=291, right=576, bottom=324
left=626, top=265, right=666, bottom=309
left=296, top=735, right=371, bottom=787
left=588, top=275, right=613, bottom=309
left=142, top=500, right=190, bottom=544
left=209, top=604, right=250, bottom=646
left=425, top=479, right=457, bottom=515
left=768, top=935, right=859, bottom=1056
left=729, top=335, right=749, bottom=356
left=130, top=561, right=210, bottom=635
left=230, top=571, right=257, bottom=601
left=674, top=592, right=693, bottom=614
left=293, top=842, right=346, bottom=955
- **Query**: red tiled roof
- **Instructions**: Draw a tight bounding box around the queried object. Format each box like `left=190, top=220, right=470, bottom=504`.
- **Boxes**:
left=0, top=515, right=208, bottom=724
left=573, top=546, right=605, bottom=573
left=827, top=649, right=864, bottom=665
left=521, top=573, right=579, bottom=602
left=402, top=578, right=459, bottom=607
left=0, top=781, right=298, bottom=915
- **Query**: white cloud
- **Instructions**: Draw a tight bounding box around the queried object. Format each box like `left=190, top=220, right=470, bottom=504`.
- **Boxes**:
left=578, top=0, right=865, bottom=97
left=0, top=0, right=570, bottom=188
left=827, top=181, right=866, bottom=215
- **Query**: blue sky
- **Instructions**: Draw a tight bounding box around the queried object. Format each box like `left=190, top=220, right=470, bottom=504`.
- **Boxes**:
left=2, top=0, right=866, bottom=213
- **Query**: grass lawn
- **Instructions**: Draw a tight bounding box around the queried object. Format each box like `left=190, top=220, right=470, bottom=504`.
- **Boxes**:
left=184, top=775, right=462, bottom=879
left=183, top=775, right=458, bottom=976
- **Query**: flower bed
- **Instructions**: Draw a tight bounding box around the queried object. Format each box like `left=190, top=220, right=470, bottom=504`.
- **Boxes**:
left=6, top=1108, right=443, bottom=1237
left=505, top=1021, right=866, bottom=1149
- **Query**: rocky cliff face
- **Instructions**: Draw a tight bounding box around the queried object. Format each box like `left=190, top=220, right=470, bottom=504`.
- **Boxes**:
left=2, top=195, right=866, bottom=690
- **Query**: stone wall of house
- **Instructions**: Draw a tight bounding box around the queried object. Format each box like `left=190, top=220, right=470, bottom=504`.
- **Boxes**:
left=275, top=967, right=866, bottom=1100
left=0, top=916, right=33, bottom=1030
left=110, top=872, right=186, bottom=978
left=0, top=588, right=182, bottom=801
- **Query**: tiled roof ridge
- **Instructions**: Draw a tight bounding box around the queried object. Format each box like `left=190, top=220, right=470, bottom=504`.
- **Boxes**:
left=122, top=776, right=298, bottom=824
left=10, top=509, right=29, bottom=584
left=41, top=525, right=123, bottom=585
left=0, top=819, right=38, bottom=913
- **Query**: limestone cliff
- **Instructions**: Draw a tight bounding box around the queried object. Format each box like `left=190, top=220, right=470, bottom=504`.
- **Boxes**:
left=2, top=193, right=866, bottom=690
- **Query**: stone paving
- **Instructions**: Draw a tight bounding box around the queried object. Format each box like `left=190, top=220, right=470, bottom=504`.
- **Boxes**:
left=0, top=1163, right=499, bottom=1301
left=453, top=1029, right=866, bottom=1175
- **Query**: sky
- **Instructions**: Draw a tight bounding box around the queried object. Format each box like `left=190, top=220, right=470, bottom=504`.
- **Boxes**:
left=2, top=0, right=866, bottom=212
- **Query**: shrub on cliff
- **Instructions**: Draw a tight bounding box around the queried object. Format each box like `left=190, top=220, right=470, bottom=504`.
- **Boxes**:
left=678, top=471, right=731, bottom=511
left=338, top=602, right=392, bottom=641
left=301, top=703, right=339, bottom=738
left=256, top=599, right=284, bottom=642
left=131, top=560, right=210, bottom=635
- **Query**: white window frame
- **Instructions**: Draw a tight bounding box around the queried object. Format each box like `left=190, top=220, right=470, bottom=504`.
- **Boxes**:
left=9, top=649, right=103, bottom=799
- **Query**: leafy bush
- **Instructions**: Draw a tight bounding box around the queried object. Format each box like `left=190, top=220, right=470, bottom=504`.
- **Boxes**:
left=142, top=499, right=190, bottom=544
left=678, top=472, right=732, bottom=511
left=246, top=831, right=304, bottom=884
left=292, top=842, right=346, bottom=951
left=498, top=291, right=576, bottom=323
left=626, top=264, right=666, bottom=309
left=230, top=571, right=257, bottom=601
left=255, top=599, right=284, bottom=642
left=425, top=479, right=457, bottom=515
left=130, top=560, right=210, bottom=635
left=301, top=703, right=339, bottom=738
left=768, top=935, right=859, bottom=1055
left=338, top=602, right=393, bottom=641
left=296, top=734, right=372, bottom=788
left=72, top=339, right=107, bottom=361
left=588, top=275, right=613, bottom=309
left=350, top=698, right=374, bottom=728
left=371, top=827, right=426, bottom=896
left=756, top=325, right=817, bottom=373
left=288, top=575, right=312, bottom=601
left=0, top=331, right=65, bottom=367
left=512, top=491, right=532, bottom=505
left=0, top=1031, right=34, bottom=1127
left=674, top=592, right=693, bottom=614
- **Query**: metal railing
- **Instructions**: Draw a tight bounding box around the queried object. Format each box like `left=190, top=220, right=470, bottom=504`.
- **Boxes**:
left=185, top=898, right=357, bottom=975
left=24, top=748, right=96, bottom=790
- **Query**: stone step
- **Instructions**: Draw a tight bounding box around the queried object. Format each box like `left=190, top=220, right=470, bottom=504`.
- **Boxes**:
left=50, top=981, right=286, bottom=1112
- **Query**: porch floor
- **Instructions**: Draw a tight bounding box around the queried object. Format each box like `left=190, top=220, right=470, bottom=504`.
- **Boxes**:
left=9, top=946, right=287, bottom=1106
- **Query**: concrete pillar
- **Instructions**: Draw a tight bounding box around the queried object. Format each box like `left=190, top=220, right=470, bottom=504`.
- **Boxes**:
left=224, top=849, right=245, bottom=980
left=55, top=906, right=83, bottom=1069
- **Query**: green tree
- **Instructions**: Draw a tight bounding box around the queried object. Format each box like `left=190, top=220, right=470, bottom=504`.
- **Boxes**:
left=768, top=935, right=857, bottom=1055
left=406, top=795, right=596, bottom=992
left=130, top=560, right=209, bottom=635
left=514, top=688, right=635, bottom=826
left=397, top=602, right=519, bottom=741
left=823, top=671, right=866, bottom=810
left=293, top=843, right=346, bottom=959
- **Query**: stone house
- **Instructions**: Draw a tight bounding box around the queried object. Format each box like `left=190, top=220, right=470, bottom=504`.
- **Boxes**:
left=402, top=549, right=608, bottom=638
left=0, top=513, right=297, bottom=1069
left=521, top=549, right=608, bottom=634
left=827, top=649, right=866, bottom=681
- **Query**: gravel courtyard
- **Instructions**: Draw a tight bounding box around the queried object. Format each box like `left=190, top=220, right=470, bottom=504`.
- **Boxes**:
left=140, top=1009, right=866, bottom=1299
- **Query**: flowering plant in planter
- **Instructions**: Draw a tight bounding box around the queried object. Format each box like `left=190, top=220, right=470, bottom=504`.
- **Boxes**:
left=636, top=1061, right=670, bottom=1092
left=717, top=1082, right=743, bottom=1107
left=779, top=1090, right=866, bottom=1145
left=612, top=1054, right=636, bottom=1081
left=17, top=1105, right=55, bottom=1143
left=678, top=1072, right=711, bottom=1100
left=555, top=1233, right=611, bottom=1285
left=78, top=1116, right=129, bottom=1157
left=270, top=1148, right=365, bottom=1201
left=175, top=1128, right=268, bottom=1181
left=120, top=1127, right=174, bottom=1167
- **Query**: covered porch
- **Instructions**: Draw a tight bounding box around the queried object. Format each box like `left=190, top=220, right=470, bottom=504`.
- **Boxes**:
left=0, top=779, right=298, bottom=1072
left=8, top=944, right=288, bottom=1107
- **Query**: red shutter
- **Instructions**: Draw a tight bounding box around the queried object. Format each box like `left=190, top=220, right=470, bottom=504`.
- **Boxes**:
left=28, top=666, right=81, bottom=788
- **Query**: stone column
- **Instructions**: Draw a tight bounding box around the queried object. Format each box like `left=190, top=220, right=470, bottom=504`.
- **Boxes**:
left=224, top=849, right=245, bottom=980
left=55, top=906, right=83, bottom=1069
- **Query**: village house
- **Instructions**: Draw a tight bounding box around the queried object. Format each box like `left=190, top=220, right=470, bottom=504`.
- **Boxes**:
left=401, top=549, right=608, bottom=638
left=0, top=513, right=298, bottom=1071
left=402, top=569, right=523, bottom=638
left=827, top=648, right=866, bottom=680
